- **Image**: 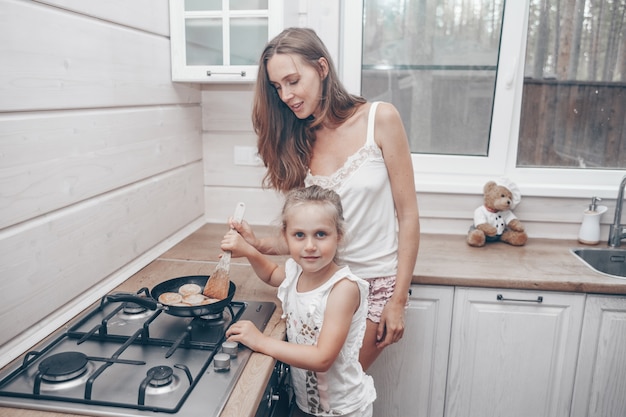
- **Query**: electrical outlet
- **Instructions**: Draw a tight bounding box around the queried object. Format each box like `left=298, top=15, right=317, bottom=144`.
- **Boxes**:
left=234, top=146, right=263, bottom=166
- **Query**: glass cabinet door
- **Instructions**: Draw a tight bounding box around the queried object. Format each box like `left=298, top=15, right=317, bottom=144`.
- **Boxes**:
left=170, top=0, right=283, bottom=82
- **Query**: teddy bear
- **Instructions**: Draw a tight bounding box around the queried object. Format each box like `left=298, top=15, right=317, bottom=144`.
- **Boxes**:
left=467, top=178, right=528, bottom=247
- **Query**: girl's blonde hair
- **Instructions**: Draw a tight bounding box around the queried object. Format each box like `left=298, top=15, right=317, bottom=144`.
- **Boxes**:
left=252, top=27, right=366, bottom=192
left=281, top=185, right=345, bottom=242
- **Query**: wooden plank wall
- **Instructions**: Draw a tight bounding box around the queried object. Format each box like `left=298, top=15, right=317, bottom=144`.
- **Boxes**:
left=0, top=0, right=203, bottom=364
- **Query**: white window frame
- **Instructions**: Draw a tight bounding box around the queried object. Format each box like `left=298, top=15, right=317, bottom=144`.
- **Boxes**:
left=339, top=0, right=623, bottom=198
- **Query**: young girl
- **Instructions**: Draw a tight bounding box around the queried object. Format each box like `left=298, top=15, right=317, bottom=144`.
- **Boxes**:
left=230, top=27, right=420, bottom=370
left=224, top=185, right=376, bottom=417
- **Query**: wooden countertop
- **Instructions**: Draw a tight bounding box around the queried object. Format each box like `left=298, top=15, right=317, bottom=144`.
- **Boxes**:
left=414, top=233, right=626, bottom=295
left=3, top=224, right=626, bottom=417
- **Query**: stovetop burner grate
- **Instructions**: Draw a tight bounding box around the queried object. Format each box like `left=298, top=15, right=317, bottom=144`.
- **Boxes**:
left=0, top=293, right=276, bottom=416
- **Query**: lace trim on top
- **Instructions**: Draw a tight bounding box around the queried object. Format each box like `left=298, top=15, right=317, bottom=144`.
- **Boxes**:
left=306, top=144, right=383, bottom=190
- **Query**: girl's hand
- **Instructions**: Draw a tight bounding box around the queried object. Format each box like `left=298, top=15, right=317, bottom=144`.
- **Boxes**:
left=229, top=219, right=259, bottom=249
left=226, top=320, right=265, bottom=351
left=229, top=219, right=288, bottom=256
left=220, top=229, right=251, bottom=258
left=222, top=228, right=284, bottom=287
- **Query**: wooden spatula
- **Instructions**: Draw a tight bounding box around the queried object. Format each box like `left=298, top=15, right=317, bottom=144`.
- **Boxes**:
left=203, top=202, right=246, bottom=300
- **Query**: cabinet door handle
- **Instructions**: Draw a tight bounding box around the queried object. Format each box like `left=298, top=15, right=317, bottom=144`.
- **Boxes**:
left=206, top=70, right=247, bottom=77
left=497, top=294, right=543, bottom=303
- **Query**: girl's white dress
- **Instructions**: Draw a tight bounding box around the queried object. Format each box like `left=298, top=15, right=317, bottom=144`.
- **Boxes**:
left=277, top=259, right=376, bottom=416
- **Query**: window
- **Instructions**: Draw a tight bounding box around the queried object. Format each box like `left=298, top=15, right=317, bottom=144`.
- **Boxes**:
left=361, top=0, right=504, bottom=157
left=518, top=0, right=625, bottom=171
left=341, top=0, right=624, bottom=196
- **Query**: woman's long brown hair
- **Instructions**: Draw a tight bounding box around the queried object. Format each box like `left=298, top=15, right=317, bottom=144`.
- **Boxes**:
left=252, top=27, right=366, bottom=193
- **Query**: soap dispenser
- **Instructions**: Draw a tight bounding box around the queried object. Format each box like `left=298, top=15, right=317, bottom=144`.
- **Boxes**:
left=578, top=197, right=607, bottom=245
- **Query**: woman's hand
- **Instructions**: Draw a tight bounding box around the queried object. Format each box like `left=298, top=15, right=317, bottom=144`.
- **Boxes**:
left=376, top=299, right=406, bottom=348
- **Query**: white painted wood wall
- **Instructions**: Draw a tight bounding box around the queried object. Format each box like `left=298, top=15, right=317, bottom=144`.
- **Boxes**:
left=0, top=0, right=203, bottom=366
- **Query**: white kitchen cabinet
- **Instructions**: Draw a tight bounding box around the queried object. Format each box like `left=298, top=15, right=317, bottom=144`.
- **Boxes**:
left=571, top=294, right=626, bottom=417
left=169, top=0, right=284, bottom=83
left=444, top=287, right=585, bottom=417
left=368, top=285, right=454, bottom=417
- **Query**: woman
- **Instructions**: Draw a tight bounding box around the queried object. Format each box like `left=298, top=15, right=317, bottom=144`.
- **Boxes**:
left=230, top=27, right=420, bottom=371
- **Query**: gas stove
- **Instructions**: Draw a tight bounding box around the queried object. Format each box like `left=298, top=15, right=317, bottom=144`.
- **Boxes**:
left=0, top=289, right=276, bottom=416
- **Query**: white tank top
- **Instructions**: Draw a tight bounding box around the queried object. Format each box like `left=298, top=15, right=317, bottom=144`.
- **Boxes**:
left=277, top=259, right=376, bottom=415
left=305, top=102, right=398, bottom=279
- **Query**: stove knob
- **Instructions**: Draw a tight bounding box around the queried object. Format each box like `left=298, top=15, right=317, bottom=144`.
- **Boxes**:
left=213, top=353, right=231, bottom=372
left=222, top=341, right=239, bottom=356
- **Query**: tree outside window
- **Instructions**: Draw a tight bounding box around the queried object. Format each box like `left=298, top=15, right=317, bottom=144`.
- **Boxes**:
left=518, top=0, right=625, bottom=170
left=360, top=0, right=625, bottom=171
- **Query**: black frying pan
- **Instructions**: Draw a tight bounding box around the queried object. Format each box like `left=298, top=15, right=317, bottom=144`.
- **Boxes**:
left=106, top=275, right=236, bottom=318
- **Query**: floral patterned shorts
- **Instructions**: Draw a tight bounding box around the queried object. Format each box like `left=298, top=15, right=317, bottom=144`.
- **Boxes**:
left=366, top=275, right=397, bottom=323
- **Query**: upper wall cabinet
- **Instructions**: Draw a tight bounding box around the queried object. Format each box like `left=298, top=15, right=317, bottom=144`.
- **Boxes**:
left=169, top=0, right=284, bottom=83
